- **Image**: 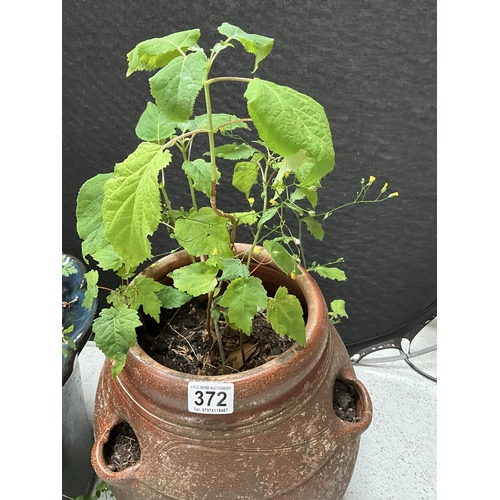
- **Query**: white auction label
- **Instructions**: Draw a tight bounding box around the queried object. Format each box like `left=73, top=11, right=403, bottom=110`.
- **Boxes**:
left=188, top=381, right=234, bottom=414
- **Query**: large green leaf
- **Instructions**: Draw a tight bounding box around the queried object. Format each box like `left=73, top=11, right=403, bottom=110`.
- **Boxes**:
left=124, top=275, right=165, bottom=322
left=303, top=216, right=324, bottom=241
left=126, top=29, right=201, bottom=76
left=182, top=159, right=219, bottom=198
left=135, top=102, right=177, bottom=142
left=169, top=261, right=219, bottom=296
left=244, top=78, right=335, bottom=187
left=157, top=286, right=192, bottom=309
left=174, top=207, right=233, bottom=257
left=76, top=173, right=114, bottom=262
left=209, top=142, right=256, bottom=160
left=217, top=23, right=274, bottom=72
left=232, top=161, right=259, bottom=198
left=263, top=240, right=302, bottom=277
left=103, top=142, right=172, bottom=271
left=82, top=270, right=99, bottom=309
left=93, top=306, right=142, bottom=377
left=310, top=265, right=346, bottom=281
left=267, top=286, right=306, bottom=346
left=183, top=113, right=250, bottom=133
left=218, top=258, right=251, bottom=282
left=219, top=277, right=268, bottom=334
left=150, top=50, right=207, bottom=123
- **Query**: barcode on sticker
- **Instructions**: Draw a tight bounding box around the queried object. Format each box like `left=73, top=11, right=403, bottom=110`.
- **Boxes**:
left=188, top=381, right=234, bottom=414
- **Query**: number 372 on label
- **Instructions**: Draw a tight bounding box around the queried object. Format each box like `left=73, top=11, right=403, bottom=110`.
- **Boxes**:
left=188, top=382, right=235, bottom=414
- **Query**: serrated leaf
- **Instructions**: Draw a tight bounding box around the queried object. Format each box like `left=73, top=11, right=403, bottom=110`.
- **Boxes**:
left=157, top=286, right=192, bottom=309
left=292, top=186, right=318, bottom=207
left=103, top=142, right=172, bottom=271
left=174, top=207, right=232, bottom=257
left=126, top=29, right=201, bottom=76
left=330, top=299, right=348, bottom=319
left=218, top=23, right=274, bottom=72
left=182, top=159, right=219, bottom=198
left=232, top=160, right=259, bottom=197
left=62, top=257, right=78, bottom=277
left=76, top=173, right=114, bottom=262
left=263, top=240, right=302, bottom=276
left=150, top=50, right=207, bottom=122
left=267, top=286, right=306, bottom=346
left=93, top=306, right=141, bottom=377
left=303, top=216, right=324, bottom=241
left=125, top=275, right=165, bottom=322
left=82, top=270, right=99, bottom=309
left=208, top=142, right=256, bottom=160
left=92, top=245, right=126, bottom=273
left=232, top=210, right=258, bottom=226
left=218, top=258, right=251, bottom=282
left=257, top=207, right=278, bottom=228
left=310, top=265, right=346, bottom=281
left=220, top=277, right=268, bottom=334
left=136, top=102, right=177, bottom=142
left=169, top=261, right=219, bottom=296
left=245, top=78, right=335, bottom=187
left=184, top=113, right=250, bottom=133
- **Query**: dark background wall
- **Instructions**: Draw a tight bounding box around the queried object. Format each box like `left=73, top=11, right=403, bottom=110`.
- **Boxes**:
left=62, top=0, right=436, bottom=352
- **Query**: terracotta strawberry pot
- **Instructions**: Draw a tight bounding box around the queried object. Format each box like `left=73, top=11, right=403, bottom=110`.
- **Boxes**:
left=91, top=244, right=372, bottom=499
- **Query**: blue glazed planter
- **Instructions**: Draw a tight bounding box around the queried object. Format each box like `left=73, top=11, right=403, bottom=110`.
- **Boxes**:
left=62, top=254, right=98, bottom=385
left=62, top=254, right=98, bottom=499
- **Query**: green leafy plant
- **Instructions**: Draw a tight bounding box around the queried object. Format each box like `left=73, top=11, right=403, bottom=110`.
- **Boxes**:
left=77, top=23, right=398, bottom=377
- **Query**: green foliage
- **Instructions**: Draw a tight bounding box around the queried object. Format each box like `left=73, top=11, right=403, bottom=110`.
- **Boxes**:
left=267, top=287, right=306, bottom=347
left=136, top=102, right=176, bottom=143
left=174, top=207, right=233, bottom=258
left=62, top=256, right=78, bottom=277
left=82, top=270, right=99, bottom=309
left=103, top=142, right=172, bottom=272
left=217, top=22, right=274, bottom=72
left=75, top=23, right=398, bottom=376
left=245, top=79, right=335, bottom=188
left=219, top=277, right=268, bottom=335
left=93, top=305, right=142, bottom=377
left=329, top=299, right=349, bottom=325
left=127, top=29, right=201, bottom=75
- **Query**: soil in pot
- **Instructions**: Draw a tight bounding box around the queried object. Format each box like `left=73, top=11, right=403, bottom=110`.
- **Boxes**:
left=136, top=298, right=296, bottom=376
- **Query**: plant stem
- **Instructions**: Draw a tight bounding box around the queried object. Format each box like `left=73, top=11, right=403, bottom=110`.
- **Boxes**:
left=178, top=141, right=198, bottom=211
left=213, top=314, right=226, bottom=366
left=240, top=330, right=246, bottom=367
left=203, top=68, right=238, bottom=244
left=205, top=76, right=252, bottom=86
left=247, top=159, right=271, bottom=266
left=159, top=183, right=177, bottom=224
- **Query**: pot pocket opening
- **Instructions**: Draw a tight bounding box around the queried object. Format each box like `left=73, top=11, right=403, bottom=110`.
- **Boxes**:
left=332, top=379, right=360, bottom=423
left=103, top=422, right=141, bottom=472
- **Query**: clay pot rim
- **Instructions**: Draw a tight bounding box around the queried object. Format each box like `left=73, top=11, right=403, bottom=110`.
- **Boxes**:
left=122, top=243, right=328, bottom=390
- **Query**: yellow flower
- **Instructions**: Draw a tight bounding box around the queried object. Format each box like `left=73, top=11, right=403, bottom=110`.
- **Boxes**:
left=248, top=197, right=255, bottom=207
left=269, top=198, right=277, bottom=206
left=284, top=171, right=290, bottom=178
left=290, top=272, right=296, bottom=280
left=212, top=248, right=218, bottom=255
left=253, top=247, right=261, bottom=255
left=369, top=175, right=376, bottom=183
left=388, top=191, right=399, bottom=198
left=380, top=182, right=388, bottom=194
